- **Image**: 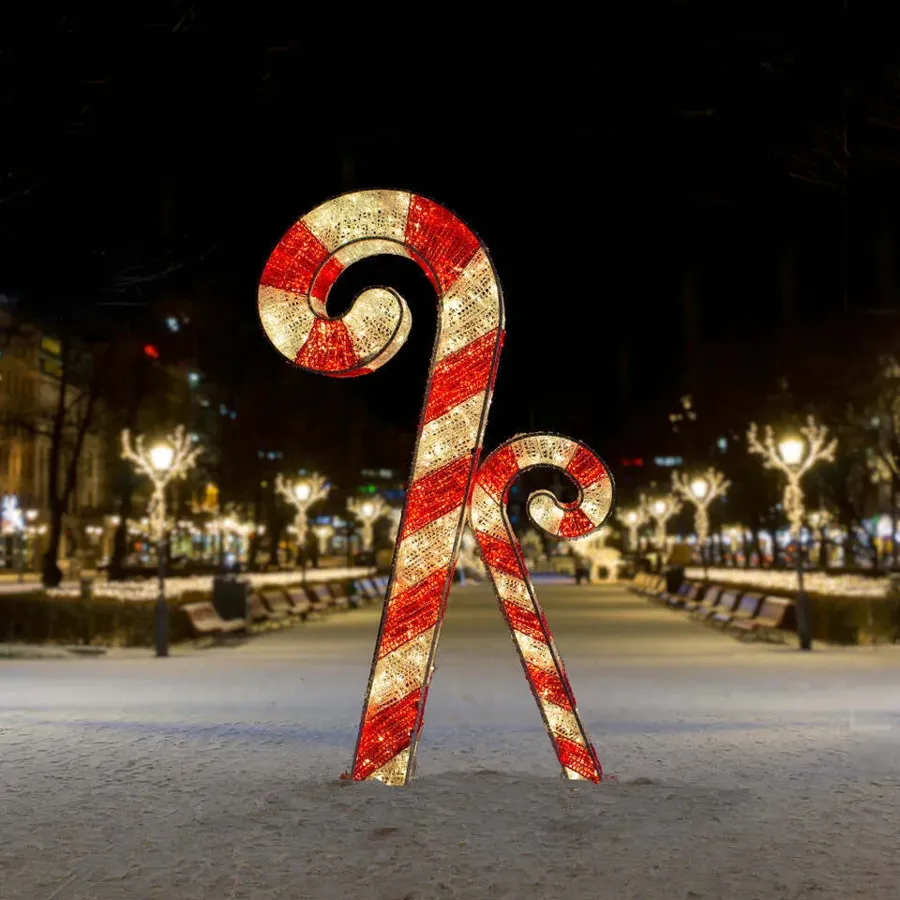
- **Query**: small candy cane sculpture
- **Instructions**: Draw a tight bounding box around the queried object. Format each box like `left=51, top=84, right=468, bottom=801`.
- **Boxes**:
left=259, top=191, right=504, bottom=784
left=470, top=434, right=614, bottom=781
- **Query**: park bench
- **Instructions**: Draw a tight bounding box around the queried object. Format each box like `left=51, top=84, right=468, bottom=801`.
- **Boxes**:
left=286, top=587, right=312, bottom=618
left=327, top=580, right=351, bottom=610
left=660, top=581, right=690, bottom=606
left=354, top=578, right=380, bottom=602
left=629, top=572, right=650, bottom=593
left=306, top=583, right=336, bottom=611
left=181, top=602, right=246, bottom=644
left=699, top=588, right=739, bottom=622
left=687, top=584, right=723, bottom=617
left=259, top=588, right=297, bottom=622
left=247, top=593, right=275, bottom=628
left=633, top=573, right=664, bottom=597
left=712, top=591, right=763, bottom=628
left=668, top=582, right=701, bottom=609
left=729, top=596, right=794, bottom=642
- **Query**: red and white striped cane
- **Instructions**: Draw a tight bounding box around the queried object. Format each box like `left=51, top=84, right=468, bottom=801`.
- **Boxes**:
left=258, top=190, right=504, bottom=784
left=470, top=434, right=614, bottom=781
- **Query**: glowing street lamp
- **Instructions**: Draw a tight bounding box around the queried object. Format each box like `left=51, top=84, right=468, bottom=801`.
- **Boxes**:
left=121, top=425, right=202, bottom=657
left=348, top=494, right=387, bottom=552
left=275, top=472, right=329, bottom=561
left=312, top=522, right=334, bottom=555
left=672, top=467, right=731, bottom=580
left=747, top=416, right=837, bottom=650
left=644, top=494, right=682, bottom=555
left=616, top=506, right=647, bottom=554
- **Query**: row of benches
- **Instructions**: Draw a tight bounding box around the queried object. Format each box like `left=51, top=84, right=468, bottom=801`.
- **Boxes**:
left=181, top=576, right=390, bottom=643
left=630, top=572, right=795, bottom=642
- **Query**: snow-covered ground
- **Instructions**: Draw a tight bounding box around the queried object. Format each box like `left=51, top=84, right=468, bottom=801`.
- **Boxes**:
left=2, top=582, right=899, bottom=899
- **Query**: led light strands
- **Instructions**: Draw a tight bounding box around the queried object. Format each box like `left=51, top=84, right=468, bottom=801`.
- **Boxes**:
left=470, top=434, right=614, bottom=781
left=258, top=190, right=613, bottom=785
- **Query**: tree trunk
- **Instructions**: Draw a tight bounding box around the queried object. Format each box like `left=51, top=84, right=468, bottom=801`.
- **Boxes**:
left=109, top=353, right=147, bottom=580
left=41, top=336, right=70, bottom=587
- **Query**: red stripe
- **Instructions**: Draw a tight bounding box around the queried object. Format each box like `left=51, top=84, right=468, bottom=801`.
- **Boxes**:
left=423, top=329, right=500, bottom=424
left=310, top=256, right=345, bottom=304
left=477, top=444, right=518, bottom=501
left=401, top=456, right=471, bottom=538
left=406, top=195, right=480, bottom=292
left=503, top=600, right=549, bottom=644
left=566, top=445, right=607, bottom=489
left=476, top=531, right=521, bottom=579
left=261, top=221, right=330, bottom=295
left=558, top=508, right=595, bottom=538
left=295, top=319, right=359, bottom=372
left=556, top=736, right=601, bottom=782
left=526, top=662, right=573, bottom=710
left=353, top=688, right=421, bottom=781
left=378, top=567, right=449, bottom=658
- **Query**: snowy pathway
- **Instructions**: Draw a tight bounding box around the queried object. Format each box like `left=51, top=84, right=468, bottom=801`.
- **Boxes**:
left=2, top=583, right=899, bottom=899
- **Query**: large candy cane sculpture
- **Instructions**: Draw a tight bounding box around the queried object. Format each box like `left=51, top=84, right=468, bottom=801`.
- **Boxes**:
left=259, top=191, right=504, bottom=785
left=258, top=190, right=612, bottom=785
left=470, top=435, right=613, bottom=781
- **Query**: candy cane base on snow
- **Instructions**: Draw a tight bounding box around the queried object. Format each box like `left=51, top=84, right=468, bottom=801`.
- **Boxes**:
left=470, top=434, right=615, bottom=781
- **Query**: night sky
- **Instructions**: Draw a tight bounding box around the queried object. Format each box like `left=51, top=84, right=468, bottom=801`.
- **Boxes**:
left=3, top=7, right=900, bottom=490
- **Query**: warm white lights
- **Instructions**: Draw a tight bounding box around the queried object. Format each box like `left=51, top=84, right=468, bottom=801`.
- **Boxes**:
left=149, top=443, right=175, bottom=473
left=643, top=494, right=682, bottom=548
left=690, top=478, right=709, bottom=499
left=778, top=437, right=805, bottom=467
left=348, top=495, right=388, bottom=552
left=121, top=426, right=202, bottom=541
left=747, top=416, right=837, bottom=536
left=276, top=473, right=329, bottom=546
left=672, top=467, right=731, bottom=550
left=617, top=506, right=647, bottom=552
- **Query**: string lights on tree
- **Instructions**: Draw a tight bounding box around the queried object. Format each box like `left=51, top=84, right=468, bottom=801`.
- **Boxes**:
left=312, top=522, right=334, bottom=556
left=644, top=494, right=682, bottom=551
left=746, top=415, right=837, bottom=650
left=616, top=506, right=647, bottom=552
left=121, top=425, right=202, bottom=657
left=672, top=467, right=731, bottom=578
left=347, top=495, right=387, bottom=552
left=275, top=472, right=329, bottom=548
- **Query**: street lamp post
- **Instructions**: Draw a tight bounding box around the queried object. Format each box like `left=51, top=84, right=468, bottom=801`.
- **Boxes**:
left=122, top=426, right=202, bottom=658
left=275, top=473, right=329, bottom=570
left=747, top=416, right=837, bottom=651
left=644, top=494, right=683, bottom=572
left=347, top=495, right=387, bottom=556
left=672, top=467, right=731, bottom=581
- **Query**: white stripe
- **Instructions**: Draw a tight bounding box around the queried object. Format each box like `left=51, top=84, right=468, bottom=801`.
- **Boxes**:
left=512, top=435, right=578, bottom=471
left=303, top=190, right=411, bottom=252
left=581, top=477, right=613, bottom=527
left=369, top=748, right=412, bottom=785
left=257, top=285, right=316, bottom=361
left=344, top=287, right=408, bottom=364
left=368, top=627, right=435, bottom=710
left=392, top=508, right=461, bottom=595
left=469, top=482, right=507, bottom=541
left=434, top=249, right=502, bottom=362
left=413, top=392, right=486, bottom=481
left=493, top=571, right=532, bottom=610
left=527, top=492, right=565, bottom=536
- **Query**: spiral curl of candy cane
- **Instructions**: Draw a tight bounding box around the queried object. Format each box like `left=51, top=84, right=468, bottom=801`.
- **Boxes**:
left=470, top=434, right=614, bottom=781
left=259, top=190, right=505, bottom=785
